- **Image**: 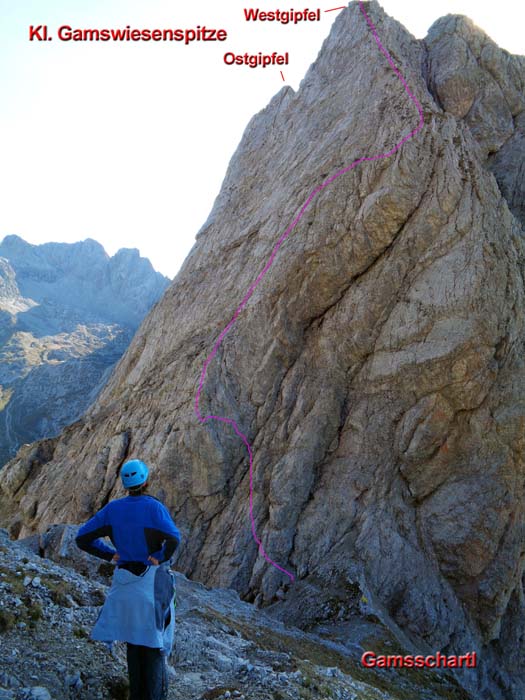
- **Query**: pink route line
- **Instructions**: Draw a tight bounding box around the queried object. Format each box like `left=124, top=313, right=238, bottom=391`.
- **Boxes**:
left=195, top=0, right=425, bottom=584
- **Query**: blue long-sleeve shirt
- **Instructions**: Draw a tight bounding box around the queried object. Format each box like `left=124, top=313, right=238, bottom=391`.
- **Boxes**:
left=75, top=495, right=181, bottom=565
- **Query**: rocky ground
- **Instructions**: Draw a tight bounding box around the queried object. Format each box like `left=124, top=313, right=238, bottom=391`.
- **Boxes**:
left=0, top=528, right=470, bottom=700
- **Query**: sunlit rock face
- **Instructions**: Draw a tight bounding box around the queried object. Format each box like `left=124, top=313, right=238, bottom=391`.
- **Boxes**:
left=1, top=3, right=524, bottom=698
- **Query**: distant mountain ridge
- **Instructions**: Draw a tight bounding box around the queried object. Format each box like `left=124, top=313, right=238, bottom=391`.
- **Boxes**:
left=0, top=235, right=167, bottom=328
left=0, top=235, right=169, bottom=466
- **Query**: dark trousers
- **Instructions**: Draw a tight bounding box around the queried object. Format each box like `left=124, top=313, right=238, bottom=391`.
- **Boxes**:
left=126, top=643, right=168, bottom=700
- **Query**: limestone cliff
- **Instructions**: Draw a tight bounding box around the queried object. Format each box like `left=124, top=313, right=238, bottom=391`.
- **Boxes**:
left=1, top=3, right=524, bottom=698
left=0, top=236, right=169, bottom=466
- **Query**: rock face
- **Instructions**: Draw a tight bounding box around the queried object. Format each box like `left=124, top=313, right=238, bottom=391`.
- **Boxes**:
left=0, top=236, right=169, bottom=466
left=424, top=14, right=525, bottom=227
left=1, top=2, right=524, bottom=698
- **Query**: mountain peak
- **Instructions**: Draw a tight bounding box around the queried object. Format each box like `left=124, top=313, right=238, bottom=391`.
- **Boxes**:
left=113, top=247, right=140, bottom=258
left=0, top=5, right=524, bottom=699
left=0, top=234, right=29, bottom=249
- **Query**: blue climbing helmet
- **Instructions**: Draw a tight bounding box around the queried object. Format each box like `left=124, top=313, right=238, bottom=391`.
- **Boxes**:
left=120, top=459, right=149, bottom=489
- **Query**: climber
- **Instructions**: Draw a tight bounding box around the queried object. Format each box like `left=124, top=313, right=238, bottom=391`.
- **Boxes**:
left=75, top=459, right=181, bottom=700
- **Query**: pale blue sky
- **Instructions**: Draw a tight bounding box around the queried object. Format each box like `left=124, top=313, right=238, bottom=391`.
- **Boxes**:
left=0, top=1, right=523, bottom=278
